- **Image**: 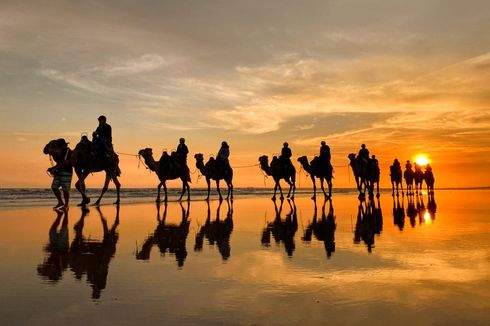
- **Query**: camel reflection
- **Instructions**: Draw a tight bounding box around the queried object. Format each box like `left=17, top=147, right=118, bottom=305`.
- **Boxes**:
left=302, top=199, right=336, bottom=258
left=416, top=194, right=426, bottom=225
left=427, top=193, right=437, bottom=220
left=261, top=199, right=298, bottom=257
left=393, top=195, right=405, bottom=231
left=37, top=206, right=120, bottom=300
left=406, top=195, right=417, bottom=228
left=136, top=202, right=190, bottom=268
left=195, top=199, right=234, bottom=260
left=354, top=198, right=383, bottom=253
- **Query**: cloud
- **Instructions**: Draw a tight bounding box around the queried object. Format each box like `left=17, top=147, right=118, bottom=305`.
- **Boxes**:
left=93, top=54, right=167, bottom=77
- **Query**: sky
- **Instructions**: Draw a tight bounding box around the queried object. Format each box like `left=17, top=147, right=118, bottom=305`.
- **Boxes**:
left=0, top=0, right=489, bottom=188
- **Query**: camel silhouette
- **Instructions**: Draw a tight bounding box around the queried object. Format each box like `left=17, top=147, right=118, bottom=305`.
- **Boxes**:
left=259, top=155, right=296, bottom=201
left=194, top=153, right=233, bottom=201
left=297, top=156, right=333, bottom=200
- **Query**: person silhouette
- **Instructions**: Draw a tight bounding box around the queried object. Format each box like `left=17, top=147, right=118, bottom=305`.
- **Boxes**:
left=358, top=144, right=369, bottom=163
left=92, top=115, right=113, bottom=157
left=176, top=138, right=189, bottom=165
left=217, top=141, right=231, bottom=177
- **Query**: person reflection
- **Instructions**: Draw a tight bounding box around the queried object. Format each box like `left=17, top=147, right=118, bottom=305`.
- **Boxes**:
left=427, top=192, right=437, bottom=221
left=195, top=199, right=234, bottom=261
left=37, top=209, right=70, bottom=282
left=406, top=195, right=417, bottom=228
left=393, top=195, right=405, bottom=231
left=136, top=202, right=190, bottom=268
left=354, top=198, right=383, bottom=253
left=261, top=199, right=298, bottom=257
left=302, top=199, right=336, bottom=258
left=70, top=205, right=120, bottom=300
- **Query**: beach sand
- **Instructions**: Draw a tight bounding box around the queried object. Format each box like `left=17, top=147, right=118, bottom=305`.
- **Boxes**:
left=0, top=190, right=489, bottom=325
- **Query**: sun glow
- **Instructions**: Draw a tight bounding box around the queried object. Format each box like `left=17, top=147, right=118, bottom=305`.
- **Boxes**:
left=414, top=154, right=431, bottom=166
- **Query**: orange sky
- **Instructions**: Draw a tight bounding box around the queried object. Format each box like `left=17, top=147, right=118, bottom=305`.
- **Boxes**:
left=0, top=1, right=489, bottom=188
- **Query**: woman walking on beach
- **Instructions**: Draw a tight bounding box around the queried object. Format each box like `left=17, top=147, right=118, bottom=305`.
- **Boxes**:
left=46, top=139, right=73, bottom=210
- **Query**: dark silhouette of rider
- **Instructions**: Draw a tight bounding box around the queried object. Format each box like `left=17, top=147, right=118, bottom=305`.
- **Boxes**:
left=392, top=158, right=401, bottom=170
left=405, top=160, right=412, bottom=170
left=280, top=142, right=292, bottom=166
left=176, top=138, right=189, bottom=165
left=217, top=141, right=231, bottom=177
left=92, top=115, right=113, bottom=157
left=358, top=144, right=369, bottom=162
left=319, top=141, right=331, bottom=162
left=371, top=155, right=379, bottom=167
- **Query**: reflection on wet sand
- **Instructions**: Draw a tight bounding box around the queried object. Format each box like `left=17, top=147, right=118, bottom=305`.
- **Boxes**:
left=136, top=202, right=190, bottom=267
left=261, top=199, right=298, bottom=257
left=354, top=198, right=383, bottom=253
left=392, top=192, right=437, bottom=230
left=195, top=199, right=234, bottom=261
left=37, top=206, right=120, bottom=300
left=302, top=199, right=336, bottom=258
left=393, top=195, right=405, bottom=231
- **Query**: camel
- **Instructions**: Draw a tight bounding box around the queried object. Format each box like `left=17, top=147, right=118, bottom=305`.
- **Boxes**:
left=414, top=164, right=425, bottom=194
left=194, top=199, right=233, bottom=260
left=348, top=153, right=368, bottom=197
left=348, top=154, right=379, bottom=199
left=297, top=156, right=333, bottom=200
left=44, top=137, right=121, bottom=206
left=194, top=153, right=233, bottom=201
left=424, top=168, right=435, bottom=194
left=390, top=164, right=404, bottom=196
left=366, top=160, right=380, bottom=198
left=138, top=148, right=190, bottom=202
left=404, top=167, right=415, bottom=195
left=258, top=155, right=296, bottom=200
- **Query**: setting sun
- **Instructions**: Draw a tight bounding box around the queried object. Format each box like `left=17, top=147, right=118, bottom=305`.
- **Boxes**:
left=414, top=154, right=431, bottom=166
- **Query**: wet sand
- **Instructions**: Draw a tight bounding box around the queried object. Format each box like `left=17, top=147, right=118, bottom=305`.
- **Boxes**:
left=0, top=190, right=489, bottom=325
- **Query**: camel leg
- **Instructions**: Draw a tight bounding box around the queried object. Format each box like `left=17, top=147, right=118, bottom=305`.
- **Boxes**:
left=272, top=182, right=278, bottom=201
left=278, top=182, right=284, bottom=201
left=376, top=181, right=380, bottom=198
left=206, top=178, right=211, bottom=201
left=112, top=176, right=121, bottom=205
left=163, top=182, right=168, bottom=202
left=94, top=174, right=111, bottom=206
left=187, top=182, right=190, bottom=201
left=328, top=180, right=332, bottom=199
left=391, top=181, right=395, bottom=196
left=216, top=180, right=223, bottom=201
left=75, top=172, right=90, bottom=206
left=311, top=176, right=317, bottom=200
left=226, top=179, right=233, bottom=200
left=320, top=178, right=327, bottom=199
left=178, top=181, right=187, bottom=202
left=156, top=182, right=162, bottom=202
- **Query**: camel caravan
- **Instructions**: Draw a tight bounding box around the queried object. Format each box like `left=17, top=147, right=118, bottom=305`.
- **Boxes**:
left=43, top=116, right=435, bottom=208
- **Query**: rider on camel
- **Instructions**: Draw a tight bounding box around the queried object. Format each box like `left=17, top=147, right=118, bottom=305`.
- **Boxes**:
left=92, top=115, right=113, bottom=157
left=217, top=141, right=231, bottom=177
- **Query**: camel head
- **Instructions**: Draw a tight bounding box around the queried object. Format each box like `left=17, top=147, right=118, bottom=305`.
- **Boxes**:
left=348, top=153, right=356, bottom=161
left=297, top=156, right=308, bottom=165
left=138, top=148, right=153, bottom=158
left=194, top=153, right=204, bottom=162
left=258, top=155, right=269, bottom=166
left=43, top=140, right=58, bottom=155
